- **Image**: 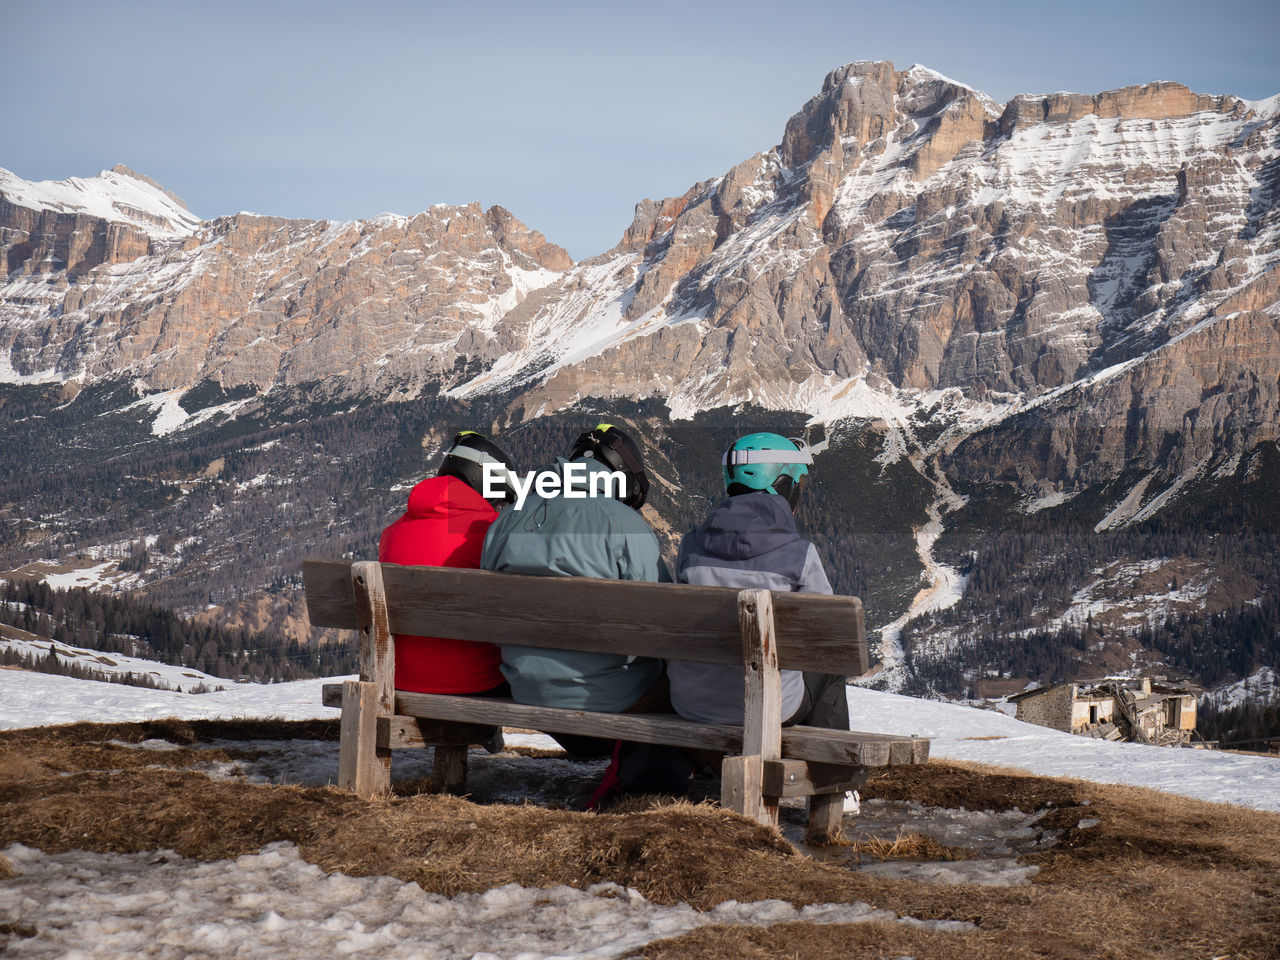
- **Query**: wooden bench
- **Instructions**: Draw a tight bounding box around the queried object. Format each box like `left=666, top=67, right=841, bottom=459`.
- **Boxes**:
left=304, top=559, right=929, bottom=841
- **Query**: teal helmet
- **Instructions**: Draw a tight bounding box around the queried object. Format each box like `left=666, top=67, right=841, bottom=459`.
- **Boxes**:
left=722, top=433, right=812, bottom=511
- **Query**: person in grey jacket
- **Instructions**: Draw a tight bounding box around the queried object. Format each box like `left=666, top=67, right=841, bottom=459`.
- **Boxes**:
left=670, top=432, right=850, bottom=730
left=480, top=424, right=667, bottom=715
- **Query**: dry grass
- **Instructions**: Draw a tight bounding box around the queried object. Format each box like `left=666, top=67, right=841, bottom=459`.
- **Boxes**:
left=845, top=830, right=973, bottom=863
left=2, top=719, right=1279, bottom=959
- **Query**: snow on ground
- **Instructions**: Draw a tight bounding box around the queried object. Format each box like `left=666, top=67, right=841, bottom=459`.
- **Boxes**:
left=12, top=560, right=140, bottom=592
left=868, top=448, right=970, bottom=691
left=1208, top=667, right=1280, bottom=708
left=0, top=842, right=969, bottom=960
left=1, top=669, right=1276, bottom=811
left=115, top=384, right=258, bottom=437
left=0, top=632, right=229, bottom=693
left=2, top=669, right=1278, bottom=959
left=0, top=671, right=334, bottom=730
left=1033, top=558, right=1214, bottom=634
left=843, top=685, right=1280, bottom=813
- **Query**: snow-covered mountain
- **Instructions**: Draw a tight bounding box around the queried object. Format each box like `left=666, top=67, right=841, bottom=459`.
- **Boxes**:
left=4, top=66, right=1277, bottom=466
left=0, top=164, right=198, bottom=240
left=2, top=61, right=1277, bottom=703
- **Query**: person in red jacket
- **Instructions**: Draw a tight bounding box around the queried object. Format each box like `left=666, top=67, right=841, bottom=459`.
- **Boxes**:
left=378, top=431, right=518, bottom=695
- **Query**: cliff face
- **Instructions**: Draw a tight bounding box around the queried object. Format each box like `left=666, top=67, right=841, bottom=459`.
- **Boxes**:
left=494, top=62, right=1278, bottom=489
left=2, top=63, right=1277, bottom=494
left=0, top=187, right=571, bottom=392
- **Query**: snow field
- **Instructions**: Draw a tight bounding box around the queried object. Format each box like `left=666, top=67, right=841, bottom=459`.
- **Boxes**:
left=0, top=672, right=334, bottom=729
left=0, top=167, right=200, bottom=240
left=0, top=632, right=229, bottom=693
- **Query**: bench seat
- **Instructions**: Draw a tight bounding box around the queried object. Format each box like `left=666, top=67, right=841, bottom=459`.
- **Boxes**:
left=305, top=559, right=929, bottom=842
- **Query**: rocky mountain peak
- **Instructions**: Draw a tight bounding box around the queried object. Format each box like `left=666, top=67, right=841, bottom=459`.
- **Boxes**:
left=483, top=204, right=574, bottom=271
left=109, top=163, right=191, bottom=212
left=0, top=165, right=202, bottom=282
left=0, top=165, right=199, bottom=241
left=781, top=60, right=995, bottom=170
left=996, top=81, right=1239, bottom=134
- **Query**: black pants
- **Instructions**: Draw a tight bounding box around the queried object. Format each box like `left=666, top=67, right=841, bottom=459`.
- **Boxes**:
left=786, top=672, right=850, bottom=729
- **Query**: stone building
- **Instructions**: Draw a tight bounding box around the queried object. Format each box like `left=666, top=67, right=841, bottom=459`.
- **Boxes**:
left=1008, top=677, right=1198, bottom=746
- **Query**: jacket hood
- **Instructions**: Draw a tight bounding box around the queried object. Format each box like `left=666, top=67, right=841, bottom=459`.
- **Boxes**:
left=690, top=493, right=800, bottom=562
left=406, top=475, right=497, bottom=521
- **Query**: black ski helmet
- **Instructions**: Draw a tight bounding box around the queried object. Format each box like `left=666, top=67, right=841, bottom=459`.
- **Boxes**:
left=568, top=423, right=650, bottom=510
left=437, top=431, right=518, bottom=506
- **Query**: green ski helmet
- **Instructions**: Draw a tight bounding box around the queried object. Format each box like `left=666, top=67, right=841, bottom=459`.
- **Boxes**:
left=722, top=433, right=813, bottom=511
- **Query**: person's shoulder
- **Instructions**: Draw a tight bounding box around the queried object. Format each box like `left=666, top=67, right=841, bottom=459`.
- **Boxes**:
left=596, top=498, right=655, bottom=534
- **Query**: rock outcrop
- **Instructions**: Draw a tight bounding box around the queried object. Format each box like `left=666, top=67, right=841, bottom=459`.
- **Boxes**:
left=1, top=61, right=1277, bottom=492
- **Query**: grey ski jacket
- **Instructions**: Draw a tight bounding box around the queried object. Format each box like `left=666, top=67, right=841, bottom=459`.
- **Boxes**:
left=480, top=457, right=665, bottom=711
left=671, top=493, right=832, bottom=724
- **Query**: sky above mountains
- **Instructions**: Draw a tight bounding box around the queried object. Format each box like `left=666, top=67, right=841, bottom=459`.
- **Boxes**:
left=4, top=0, right=1278, bottom=259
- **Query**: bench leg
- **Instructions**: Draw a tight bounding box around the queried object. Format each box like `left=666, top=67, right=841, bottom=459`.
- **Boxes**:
left=721, top=755, right=778, bottom=827
left=806, top=793, right=846, bottom=845
left=433, top=745, right=469, bottom=795
left=338, top=680, right=391, bottom=797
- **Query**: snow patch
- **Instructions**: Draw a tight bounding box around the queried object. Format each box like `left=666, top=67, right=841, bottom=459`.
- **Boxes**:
left=26, top=561, right=136, bottom=592
left=0, top=842, right=968, bottom=960
left=114, top=387, right=257, bottom=437
left=1208, top=667, right=1280, bottom=709
left=0, top=634, right=227, bottom=693
left=1095, top=473, right=1155, bottom=531
left=1021, top=490, right=1078, bottom=514
left=0, top=166, right=200, bottom=239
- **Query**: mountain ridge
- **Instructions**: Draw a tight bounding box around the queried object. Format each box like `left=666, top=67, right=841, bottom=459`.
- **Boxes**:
left=2, top=59, right=1277, bottom=702
left=3, top=63, right=1275, bottom=458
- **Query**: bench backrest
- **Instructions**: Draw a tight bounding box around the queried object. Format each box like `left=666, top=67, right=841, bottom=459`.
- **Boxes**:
left=304, top=559, right=867, bottom=675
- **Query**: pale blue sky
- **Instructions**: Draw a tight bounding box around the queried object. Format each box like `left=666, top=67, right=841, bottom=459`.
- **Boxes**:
left=3, top=0, right=1277, bottom=259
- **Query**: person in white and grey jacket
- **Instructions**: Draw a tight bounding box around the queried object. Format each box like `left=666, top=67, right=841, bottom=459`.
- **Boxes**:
left=670, top=432, right=850, bottom=731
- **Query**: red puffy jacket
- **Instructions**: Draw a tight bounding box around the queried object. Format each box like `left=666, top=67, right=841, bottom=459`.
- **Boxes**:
left=377, top=475, right=503, bottom=693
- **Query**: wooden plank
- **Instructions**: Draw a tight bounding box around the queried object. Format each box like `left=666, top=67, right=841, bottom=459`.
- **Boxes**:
left=434, top=745, right=469, bottom=795
left=739, top=589, right=782, bottom=760
left=304, top=560, right=867, bottom=675
left=761, top=760, right=867, bottom=798
left=396, top=691, right=741, bottom=751
left=377, top=716, right=493, bottom=749
left=738, top=589, right=780, bottom=827
left=806, top=794, right=846, bottom=845
left=888, top=736, right=931, bottom=765
left=337, top=680, right=391, bottom=797
left=304, top=558, right=355, bottom=627
left=352, top=561, right=394, bottom=714
left=392, top=692, right=928, bottom=767
left=339, top=566, right=394, bottom=800
left=721, top=754, right=766, bottom=823
left=322, top=682, right=343, bottom=708
left=787, top=726, right=930, bottom=765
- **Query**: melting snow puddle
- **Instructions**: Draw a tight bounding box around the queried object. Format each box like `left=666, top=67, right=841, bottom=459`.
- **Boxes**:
left=0, top=842, right=973, bottom=960
left=785, top=798, right=1053, bottom=887
left=841, top=799, right=1053, bottom=858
